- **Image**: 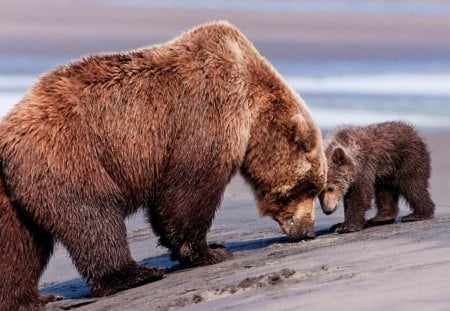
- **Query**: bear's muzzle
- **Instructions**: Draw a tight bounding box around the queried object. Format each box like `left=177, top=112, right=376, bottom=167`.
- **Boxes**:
left=284, top=216, right=316, bottom=240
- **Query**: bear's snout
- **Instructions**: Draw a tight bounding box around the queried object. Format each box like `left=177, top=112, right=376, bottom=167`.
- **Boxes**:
left=319, top=193, right=340, bottom=215
left=321, top=204, right=338, bottom=215
left=285, top=217, right=316, bottom=241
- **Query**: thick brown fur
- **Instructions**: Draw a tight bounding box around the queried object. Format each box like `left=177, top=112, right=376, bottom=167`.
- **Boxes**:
left=0, top=21, right=325, bottom=310
left=319, top=121, right=434, bottom=234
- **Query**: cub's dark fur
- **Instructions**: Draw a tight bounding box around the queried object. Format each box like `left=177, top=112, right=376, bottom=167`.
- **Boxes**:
left=320, top=121, right=434, bottom=233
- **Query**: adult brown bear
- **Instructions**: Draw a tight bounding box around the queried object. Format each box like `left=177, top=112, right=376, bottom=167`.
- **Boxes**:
left=0, top=21, right=326, bottom=310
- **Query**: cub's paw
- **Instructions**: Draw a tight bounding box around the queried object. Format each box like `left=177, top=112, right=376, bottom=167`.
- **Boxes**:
left=401, top=213, right=434, bottom=222
left=332, top=223, right=363, bottom=234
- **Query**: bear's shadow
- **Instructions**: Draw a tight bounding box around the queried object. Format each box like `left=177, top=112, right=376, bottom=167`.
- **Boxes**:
left=40, top=229, right=331, bottom=299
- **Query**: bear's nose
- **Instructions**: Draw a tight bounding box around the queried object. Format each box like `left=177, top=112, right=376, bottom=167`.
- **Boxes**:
left=286, top=217, right=315, bottom=241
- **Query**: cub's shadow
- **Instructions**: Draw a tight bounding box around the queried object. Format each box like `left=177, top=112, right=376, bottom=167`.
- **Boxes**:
left=40, top=228, right=332, bottom=299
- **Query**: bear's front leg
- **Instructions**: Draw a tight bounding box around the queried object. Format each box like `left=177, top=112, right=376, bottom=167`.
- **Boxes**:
left=148, top=179, right=233, bottom=267
left=162, top=226, right=232, bottom=267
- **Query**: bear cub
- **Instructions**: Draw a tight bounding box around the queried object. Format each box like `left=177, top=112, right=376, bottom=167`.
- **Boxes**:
left=319, top=121, right=434, bottom=233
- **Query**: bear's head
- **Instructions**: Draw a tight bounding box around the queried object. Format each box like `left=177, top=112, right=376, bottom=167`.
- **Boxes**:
left=198, top=22, right=327, bottom=240
left=241, top=88, right=326, bottom=241
left=319, top=146, right=356, bottom=215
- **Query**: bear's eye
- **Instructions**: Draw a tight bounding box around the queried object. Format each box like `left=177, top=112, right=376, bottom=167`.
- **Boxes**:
left=327, top=186, right=335, bottom=192
left=284, top=215, right=294, bottom=227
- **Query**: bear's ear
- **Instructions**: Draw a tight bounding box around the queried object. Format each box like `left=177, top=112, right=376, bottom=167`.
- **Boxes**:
left=332, top=147, right=352, bottom=166
left=291, top=114, right=316, bottom=152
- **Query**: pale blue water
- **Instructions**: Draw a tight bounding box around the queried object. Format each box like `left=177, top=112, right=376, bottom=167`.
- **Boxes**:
left=1, top=57, right=449, bottom=130
left=94, top=0, right=450, bottom=16
left=2, top=0, right=450, bottom=129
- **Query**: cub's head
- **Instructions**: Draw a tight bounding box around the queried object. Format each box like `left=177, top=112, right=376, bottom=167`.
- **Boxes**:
left=319, top=146, right=356, bottom=215
left=241, top=99, right=326, bottom=241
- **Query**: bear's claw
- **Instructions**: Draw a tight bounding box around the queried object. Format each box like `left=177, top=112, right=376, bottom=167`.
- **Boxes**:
left=39, top=294, right=64, bottom=304
left=177, top=243, right=232, bottom=267
left=401, top=213, right=434, bottom=222
left=206, top=244, right=233, bottom=264
left=331, top=222, right=363, bottom=234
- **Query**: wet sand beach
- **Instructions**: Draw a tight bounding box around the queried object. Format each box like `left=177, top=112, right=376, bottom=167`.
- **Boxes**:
left=43, top=131, right=450, bottom=310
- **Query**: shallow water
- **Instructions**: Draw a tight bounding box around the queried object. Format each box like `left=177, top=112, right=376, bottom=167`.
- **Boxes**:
left=94, top=0, right=450, bottom=16
left=1, top=58, right=449, bottom=129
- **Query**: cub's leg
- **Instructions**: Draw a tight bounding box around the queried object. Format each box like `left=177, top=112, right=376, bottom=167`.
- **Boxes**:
left=367, top=183, right=399, bottom=227
left=334, top=181, right=374, bottom=234
left=397, top=148, right=434, bottom=221
left=400, top=179, right=434, bottom=222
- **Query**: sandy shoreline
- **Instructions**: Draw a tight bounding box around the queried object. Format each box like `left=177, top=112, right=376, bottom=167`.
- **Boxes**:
left=46, top=217, right=450, bottom=311
left=42, top=130, right=450, bottom=310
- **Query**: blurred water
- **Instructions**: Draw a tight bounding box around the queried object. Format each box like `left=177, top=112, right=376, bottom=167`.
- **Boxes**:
left=94, top=0, right=450, bottom=15
left=1, top=58, right=449, bottom=129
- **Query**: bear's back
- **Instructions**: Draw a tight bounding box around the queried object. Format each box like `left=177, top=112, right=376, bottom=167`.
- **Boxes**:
left=327, top=121, right=429, bottom=180
left=0, top=21, right=270, bottom=213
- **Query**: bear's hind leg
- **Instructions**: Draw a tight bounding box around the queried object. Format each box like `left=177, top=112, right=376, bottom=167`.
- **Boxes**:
left=0, top=195, right=54, bottom=311
left=367, top=184, right=399, bottom=227
left=400, top=179, right=435, bottom=222
left=149, top=182, right=232, bottom=267
left=53, top=206, right=163, bottom=297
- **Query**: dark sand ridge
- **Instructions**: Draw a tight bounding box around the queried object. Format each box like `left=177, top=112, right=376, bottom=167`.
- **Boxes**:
left=43, top=131, right=450, bottom=310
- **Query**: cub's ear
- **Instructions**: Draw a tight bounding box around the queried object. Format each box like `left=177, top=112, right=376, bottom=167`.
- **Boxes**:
left=291, top=114, right=316, bottom=152
left=332, top=147, right=353, bottom=166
